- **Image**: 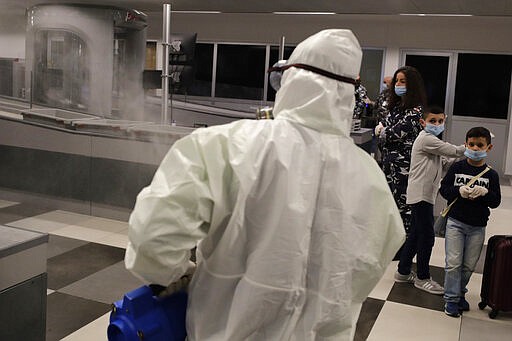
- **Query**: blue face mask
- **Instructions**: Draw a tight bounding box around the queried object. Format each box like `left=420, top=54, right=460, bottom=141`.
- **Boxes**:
left=464, top=148, right=487, bottom=161
left=395, top=85, right=406, bottom=96
left=424, top=123, right=445, bottom=136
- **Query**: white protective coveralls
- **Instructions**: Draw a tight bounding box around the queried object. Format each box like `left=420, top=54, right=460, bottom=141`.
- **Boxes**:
left=125, top=29, right=405, bottom=340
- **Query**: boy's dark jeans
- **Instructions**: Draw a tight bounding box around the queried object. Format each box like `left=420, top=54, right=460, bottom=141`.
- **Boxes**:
left=398, top=201, right=435, bottom=280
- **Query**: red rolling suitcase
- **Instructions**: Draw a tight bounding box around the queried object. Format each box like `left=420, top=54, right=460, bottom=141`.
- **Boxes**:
left=478, top=235, right=512, bottom=319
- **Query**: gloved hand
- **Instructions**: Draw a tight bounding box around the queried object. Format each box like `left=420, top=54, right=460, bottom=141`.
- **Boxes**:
left=157, top=264, right=196, bottom=297
left=459, top=185, right=472, bottom=199
left=469, top=185, right=488, bottom=199
left=375, top=122, right=384, bottom=136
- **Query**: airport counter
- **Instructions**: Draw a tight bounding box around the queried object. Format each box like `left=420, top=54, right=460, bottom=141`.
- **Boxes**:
left=0, top=225, right=48, bottom=341
left=0, top=107, right=373, bottom=221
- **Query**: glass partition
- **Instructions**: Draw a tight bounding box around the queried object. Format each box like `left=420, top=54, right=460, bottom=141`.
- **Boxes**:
left=33, top=30, right=90, bottom=111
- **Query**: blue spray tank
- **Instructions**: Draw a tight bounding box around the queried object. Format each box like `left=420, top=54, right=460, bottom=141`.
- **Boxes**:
left=107, top=285, right=188, bottom=341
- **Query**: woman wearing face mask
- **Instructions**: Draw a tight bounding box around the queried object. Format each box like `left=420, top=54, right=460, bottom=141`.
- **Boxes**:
left=375, top=66, right=427, bottom=258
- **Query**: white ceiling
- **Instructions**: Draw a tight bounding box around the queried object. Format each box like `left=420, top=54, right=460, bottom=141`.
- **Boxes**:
left=2, top=0, right=512, bottom=16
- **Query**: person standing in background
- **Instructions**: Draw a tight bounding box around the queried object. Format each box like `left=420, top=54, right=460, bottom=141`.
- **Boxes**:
left=353, top=76, right=372, bottom=120
left=373, top=76, right=392, bottom=163
left=375, top=66, right=427, bottom=258
left=374, top=76, right=392, bottom=123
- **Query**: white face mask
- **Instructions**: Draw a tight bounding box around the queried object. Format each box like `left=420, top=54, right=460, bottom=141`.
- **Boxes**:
left=464, top=148, right=487, bottom=161
left=424, top=123, right=445, bottom=136
left=394, top=85, right=406, bottom=96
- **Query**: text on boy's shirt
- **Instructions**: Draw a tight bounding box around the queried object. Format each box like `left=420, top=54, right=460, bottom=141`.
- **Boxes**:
left=453, top=174, right=489, bottom=188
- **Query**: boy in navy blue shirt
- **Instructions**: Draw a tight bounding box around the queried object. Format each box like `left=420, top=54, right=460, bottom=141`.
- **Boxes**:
left=439, top=127, right=501, bottom=317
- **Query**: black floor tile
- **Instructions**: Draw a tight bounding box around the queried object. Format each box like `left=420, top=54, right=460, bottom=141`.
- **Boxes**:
left=59, top=261, right=144, bottom=305
left=47, top=242, right=126, bottom=290
left=386, top=265, right=445, bottom=312
left=355, top=297, right=385, bottom=341
left=0, top=203, right=53, bottom=224
left=47, top=234, right=89, bottom=259
left=46, top=292, right=111, bottom=341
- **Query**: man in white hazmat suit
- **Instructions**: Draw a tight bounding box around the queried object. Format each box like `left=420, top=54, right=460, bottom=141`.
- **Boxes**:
left=125, top=29, right=405, bottom=340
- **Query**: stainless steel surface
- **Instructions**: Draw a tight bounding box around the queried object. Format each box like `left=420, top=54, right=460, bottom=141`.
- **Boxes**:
left=127, top=123, right=194, bottom=143
left=0, top=225, right=47, bottom=291
left=21, top=108, right=99, bottom=127
left=72, top=118, right=153, bottom=136
left=279, top=36, right=285, bottom=60
left=161, top=3, right=171, bottom=124
left=0, top=225, right=48, bottom=258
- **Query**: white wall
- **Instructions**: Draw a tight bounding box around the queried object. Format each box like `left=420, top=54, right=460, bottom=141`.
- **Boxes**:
left=0, top=13, right=25, bottom=58
left=144, top=13, right=512, bottom=53
left=0, top=33, right=25, bottom=58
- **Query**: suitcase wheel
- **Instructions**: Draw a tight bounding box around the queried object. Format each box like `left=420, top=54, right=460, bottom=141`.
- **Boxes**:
left=478, top=301, right=487, bottom=310
left=489, top=309, right=499, bottom=319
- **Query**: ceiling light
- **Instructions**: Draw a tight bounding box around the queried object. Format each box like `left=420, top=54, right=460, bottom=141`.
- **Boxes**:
left=173, top=10, right=221, bottom=14
left=399, top=13, right=473, bottom=17
left=273, top=12, right=336, bottom=15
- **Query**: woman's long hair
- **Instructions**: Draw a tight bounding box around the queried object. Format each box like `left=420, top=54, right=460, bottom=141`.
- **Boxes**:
left=388, top=66, right=427, bottom=110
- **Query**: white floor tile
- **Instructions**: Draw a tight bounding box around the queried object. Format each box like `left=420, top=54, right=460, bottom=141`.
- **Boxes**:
left=8, top=217, right=69, bottom=233
left=78, top=216, right=128, bottom=233
left=460, top=315, right=512, bottom=341
left=486, top=208, right=512, bottom=242
left=97, top=232, right=129, bottom=249
left=8, top=210, right=90, bottom=233
left=60, top=312, right=110, bottom=341
left=430, top=236, right=446, bottom=269
left=367, top=301, right=461, bottom=341
left=369, top=261, right=398, bottom=300
left=499, top=184, right=512, bottom=198
left=0, top=199, right=17, bottom=209
left=51, top=225, right=113, bottom=244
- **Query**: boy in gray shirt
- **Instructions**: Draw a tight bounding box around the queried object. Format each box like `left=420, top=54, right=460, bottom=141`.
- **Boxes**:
left=394, top=106, right=465, bottom=294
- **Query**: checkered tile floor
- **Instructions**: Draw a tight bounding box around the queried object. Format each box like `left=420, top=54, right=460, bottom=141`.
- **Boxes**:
left=1, top=188, right=512, bottom=340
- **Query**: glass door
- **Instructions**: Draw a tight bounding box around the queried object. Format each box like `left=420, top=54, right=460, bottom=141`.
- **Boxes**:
left=401, top=51, right=457, bottom=140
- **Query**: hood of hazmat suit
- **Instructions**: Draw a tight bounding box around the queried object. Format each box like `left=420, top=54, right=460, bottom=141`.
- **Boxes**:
left=125, top=29, right=405, bottom=341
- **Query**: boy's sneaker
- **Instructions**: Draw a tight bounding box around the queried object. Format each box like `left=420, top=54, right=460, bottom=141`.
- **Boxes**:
left=414, top=278, right=444, bottom=295
left=458, top=297, right=470, bottom=311
left=445, top=302, right=461, bottom=317
left=394, top=270, right=416, bottom=283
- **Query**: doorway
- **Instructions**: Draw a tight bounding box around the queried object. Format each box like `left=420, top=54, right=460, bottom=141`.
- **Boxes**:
left=401, top=51, right=457, bottom=140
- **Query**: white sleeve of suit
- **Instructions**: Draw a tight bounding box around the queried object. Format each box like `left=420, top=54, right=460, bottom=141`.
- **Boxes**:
left=125, top=135, right=213, bottom=286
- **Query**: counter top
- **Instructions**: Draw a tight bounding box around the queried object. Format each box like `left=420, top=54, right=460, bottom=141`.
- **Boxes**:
left=0, top=225, right=48, bottom=259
